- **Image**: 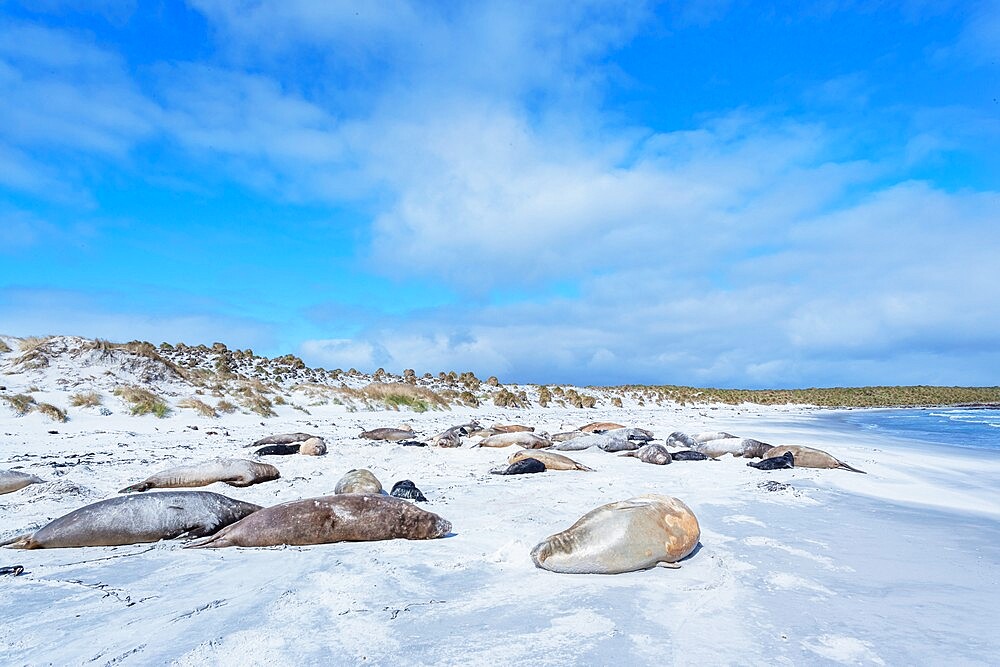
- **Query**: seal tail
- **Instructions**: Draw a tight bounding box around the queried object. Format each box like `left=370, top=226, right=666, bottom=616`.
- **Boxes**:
left=837, top=460, right=867, bottom=474
left=2, top=533, right=35, bottom=549
left=118, top=481, right=153, bottom=493
left=184, top=534, right=225, bottom=549
left=576, top=464, right=595, bottom=472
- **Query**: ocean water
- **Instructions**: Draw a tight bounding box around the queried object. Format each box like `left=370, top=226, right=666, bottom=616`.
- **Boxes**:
left=816, top=407, right=1000, bottom=453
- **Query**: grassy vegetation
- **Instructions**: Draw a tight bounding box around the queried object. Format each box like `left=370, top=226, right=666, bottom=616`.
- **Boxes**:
left=69, top=391, right=102, bottom=408
left=608, top=384, right=1000, bottom=408
left=493, top=388, right=529, bottom=408
left=2, top=393, right=36, bottom=415
left=114, top=386, right=171, bottom=417
left=361, top=382, right=448, bottom=413
left=36, top=402, right=68, bottom=422
left=216, top=399, right=237, bottom=414
left=241, top=392, right=276, bottom=417
left=0, top=339, right=10, bottom=353
left=178, top=397, right=218, bottom=417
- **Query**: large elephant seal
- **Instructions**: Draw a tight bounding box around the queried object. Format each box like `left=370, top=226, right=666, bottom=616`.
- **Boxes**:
left=695, top=437, right=773, bottom=459
left=508, top=450, right=593, bottom=472
left=7, top=491, right=261, bottom=549
left=247, top=432, right=316, bottom=448
left=119, top=459, right=280, bottom=493
left=428, top=427, right=464, bottom=448
left=476, top=432, right=551, bottom=449
left=492, top=424, right=535, bottom=433
left=666, top=431, right=701, bottom=449
left=360, top=427, right=415, bottom=441
left=550, top=431, right=637, bottom=453
left=531, top=494, right=700, bottom=574
left=763, top=445, right=866, bottom=473
left=334, top=468, right=383, bottom=494
left=579, top=422, right=626, bottom=433
left=187, top=494, right=451, bottom=548
left=749, top=452, right=794, bottom=470
left=691, top=431, right=737, bottom=443
left=604, top=427, right=654, bottom=443
left=619, top=443, right=672, bottom=465
left=0, top=470, right=44, bottom=495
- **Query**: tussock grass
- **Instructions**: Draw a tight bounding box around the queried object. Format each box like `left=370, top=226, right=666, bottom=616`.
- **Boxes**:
left=114, top=386, right=171, bottom=418
left=88, top=339, right=189, bottom=380
left=1, top=393, right=36, bottom=415
left=69, top=392, right=102, bottom=408
left=36, top=402, right=68, bottom=422
left=17, top=336, right=52, bottom=352
left=216, top=399, right=237, bottom=414
left=493, top=388, right=528, bottom=408
left=361, top=382, right=449, bottom=413
left=178, top=397, right=218, bottom=418
left=0, top=339, right=10, bottom=353
left=241, top=392, right=276, bottom=417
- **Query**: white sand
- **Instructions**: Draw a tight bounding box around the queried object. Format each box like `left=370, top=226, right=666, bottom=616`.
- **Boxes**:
left=2, top=401, right=999, bottom=666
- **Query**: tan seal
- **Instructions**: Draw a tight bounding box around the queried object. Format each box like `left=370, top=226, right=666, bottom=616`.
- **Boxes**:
left=763, top=445, right=866, bottom=473
left=334, top=468, right=383, bottom=494
left=491, top=424, right=535, bottom=433
left=187, top=494, right=451, bottom=548
left=7, top=491, right=261, bottom=549
left=476, top=432, right=551, bottom=449
left=578, top=421, right=626, bottom=433
left=694, top=437, right=773, bottom=459
left=531, top=494, right=700, bottom=574
left=508, top=449, right=594, bottom=471
left=299, top=437, right=327, bottom=455
left=0, top=470, right=44, bottom=495
left=119, top=458, right=280, bottom=493
left=619, top=443, right=672, bottom=465
left=360, top=427, right=415, bottom=441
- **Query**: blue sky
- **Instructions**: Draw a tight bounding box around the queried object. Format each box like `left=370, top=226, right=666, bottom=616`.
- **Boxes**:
left=1, top=1, right=998, bottom=388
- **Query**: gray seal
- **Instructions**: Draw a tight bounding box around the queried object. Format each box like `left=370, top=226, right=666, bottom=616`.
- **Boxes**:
left=695, top=437, right=773, bottom=459
left=619, top=443, right=672, bottom=465
left=0, top=470, right=44, bottom=495
left=247, top=432, right=317, bottom=448
left=748, top=452, right=794, bottom=470
left=763, top=445, right=866, bottom=473
left=119, top=458, right=280, bottom=493
left=334, top=468, right=383, bottom=494
left=7, top=491, right=261, bottom=549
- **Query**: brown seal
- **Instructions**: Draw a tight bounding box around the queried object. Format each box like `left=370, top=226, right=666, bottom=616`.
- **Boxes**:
left=476, top=432, right=551, bottom=449
left=508, top=450, right=593, bottom=471
left=119, top=458, right=280, bottom=493
left=360, top=427, right=415, bottom=441
left=334, top=468, right=383, bottom=494
left=578, top=422, right=626, bottom=433
left=763, top=445, right=866, bottom=473
left=187, top=494, right=451, bottom=548
left=491, top=424, right=535, bottom=433
left=619, top=443, right=672, bottom=465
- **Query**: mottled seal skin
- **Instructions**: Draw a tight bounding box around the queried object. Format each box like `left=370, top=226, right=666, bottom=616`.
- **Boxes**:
left=508, top=450, right=594, bottom=472
left=748, top=452, right=794, bottom=470
left=551, top=432, right=637, bottom=453
left=531, top=494, right=700, bottom=574
left=620, top=444, right=672, bottom=465
left=492, top=424, right=535, bottom=433
left=299, top=437, right=327, bottom=456
left=248, top=432, right=316, bottom=448
left=119, top=459, right=280, bottom=493
left=477, top=432, right=551, bottom=449
left=255, top=444, right=301, bottom=456
left=187, top=494, right=452, bottom=548
left=334, top=469, right=383, bottom=494
left=491, top=458, right=546, bottom=475
left=669, top=450, right=712, bottom=461
left=360, top=427, right=414, bottom=441
left=551, top=431, right=588, bottom=442
left=691, top=431, right=737, bottom=443
left=8, top=491, right=261, bottom=549
left=695, top=437, right=773, bottom=459
left=763, top=445, right=866, bottom=473
left=578, top=422, right=626, bottom=433
left=0, top=470, right=44, bottom=495
left=666, top=432, right=701, bottom=449
left=390, top=480, right=427, bottom=502
left=428, top=428, right=463, bottom=448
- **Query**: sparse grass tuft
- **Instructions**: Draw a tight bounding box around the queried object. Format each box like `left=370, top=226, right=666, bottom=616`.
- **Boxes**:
left=178, top=397, right=218, bottom=418
left=36, top=402, right=68, bottom=422
left=361, top=383, right=449, bottom=412
left=70, top=392, right=102, bottom=408
left=114, top=386, right=171, bottom=418
left=242, top=392, right=276, bottom=417
left=0, top=339, right=11, bottom=353
left=17, top=336, right=51, bottom=352
left=493, top=388, right=528, bottom=408
left=2, top=393, right=36, bottom=415
left=216, top=399, right=237, bottom=414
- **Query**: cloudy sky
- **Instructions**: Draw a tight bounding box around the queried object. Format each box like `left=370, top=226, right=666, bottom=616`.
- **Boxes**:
left=1, top=1, right=998, bottom=387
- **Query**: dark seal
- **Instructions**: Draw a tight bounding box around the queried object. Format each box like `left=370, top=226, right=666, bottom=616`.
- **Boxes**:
left=492, top=458, right=546, bottom=475
left=255, top=444, right=301, bottom=456
left=670, top=450, right=711, bottom=461
left=0, top=565, right=24, bottom=576
left=397, top=440, right=428, bottom=447
left=748, top=452, right=794, bottom=470
left=390, top=480, right=427, bottom=502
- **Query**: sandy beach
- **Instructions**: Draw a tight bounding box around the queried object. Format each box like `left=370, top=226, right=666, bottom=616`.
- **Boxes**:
left=3, top=400, right=999, bottom=666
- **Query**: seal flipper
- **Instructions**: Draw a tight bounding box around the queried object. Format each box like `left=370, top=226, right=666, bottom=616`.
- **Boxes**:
left=656, top=561, right=681, bottom=569
left=3, top=534, right=37, bottom=550
left=119, top=481, right=154, bottom=493
left=837, top=460, right=867, bottom=474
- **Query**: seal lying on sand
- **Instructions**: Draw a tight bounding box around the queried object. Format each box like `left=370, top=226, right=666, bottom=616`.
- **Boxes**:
left=390, top=480, right=427, bottom=501
left=508, top=450, right=593, bottom=471
left=695, top=437, right=773, bottom=459
left=691, top=431, right=737, bottom=443
left=0, top=470, right=44, bottom=495
left=619, top=444, right=672, bottom=465
left=491, top=458, right=546, bottom=475
left=669, top=450, right=712, bottom=461
left=119, top=459, right=279, bottom=493
left=476, top=432, right=551, bottom=449
left=579, top=422, right=626, bottom=433
left=0, top=565, right=24, bottom=576
left=6, top=491, right=261, bottom=549
left=334, top=469, right=383, bottom=494
left=255, top=436, right=326, bottom=456
left=360, top=427, right=415, bottom=441
left=255, top=444, right=300, bottom=456
left=550, top=432, right=637, bottom=453
left=763, top=445, right=866, bottom=473
left=666, top=432, right=701, bottom=449
left=187, top=494, right=452, bottom=548
left=531, top=494, right=700, bottom=574
left=748, top=452, right=794, bottom=470
left=247, top=432, right=316, bottom=448
left=492, top=424, right=535, bottom=433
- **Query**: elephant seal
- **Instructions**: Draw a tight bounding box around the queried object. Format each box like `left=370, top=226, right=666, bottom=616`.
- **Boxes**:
left=398, top=440, right=428, bottom=447
left=428, top=427, right=463, bottom=448
left=619, top=444, right=672, bottom=465
left=360, top=427, right=414, bottom=441
left=666, top=431, right=701, bottom=449
left=553, top=431, right=637, bottom=452
left=390, top=480, right=427, bottom=502
left=604, top=427, right=654, bottom=442
left=763, top=445, right=866, bottom=473
left=119, top=459, right=280, bottom=493
left=248, top=432, right=316, bottom=448
left=476, top=432, right=551, bottom=449
left=491, top=458, right=546, bottom=475
left=579, top=422, right=626, bottom=433
left=187, top=494, right=452, bottom=548
left=695, top=437, right=773, bottom=459
left=691, top=431, right=737, bottom=443
left=0, top=470, right=44, bottom=495
left=255, top=444, right=300, bottom=456
left=334, top=468, right=383, bottom=494
left=551, top=431, right=588, bottom=442
left=492, top=424, right=535, bottom=433
left=531, top=494, right=700, bottom=574
left=669, top=450, right=712, bottom=461
left=0, top=565, right=24, bottom=576
left=7, top=491, right=261, bottom=549
left=508, top=449, right=593, bottom=472
left=299, top=437, right=327, bottom=455
left=748, top=452, right=794, bottom=470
